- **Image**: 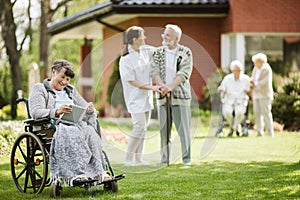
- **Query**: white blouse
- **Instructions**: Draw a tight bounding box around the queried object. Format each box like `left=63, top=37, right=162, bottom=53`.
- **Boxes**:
left=119, top=45, right=154, bottom=114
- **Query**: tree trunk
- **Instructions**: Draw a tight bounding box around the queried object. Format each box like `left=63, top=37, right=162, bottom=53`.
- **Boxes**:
left=40, top=0, right=72, bottom=79
left=0, top=0, right=23, bottom=119
left=40, top=0, right=52, bottom=79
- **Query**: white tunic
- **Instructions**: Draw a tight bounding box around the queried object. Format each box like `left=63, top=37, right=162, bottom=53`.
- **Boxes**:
left=219, top=73, right=251, bottom=106
left=119, top=45, right=154, bottom=114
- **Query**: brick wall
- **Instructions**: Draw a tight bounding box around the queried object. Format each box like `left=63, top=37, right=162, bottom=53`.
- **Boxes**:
left=100, top=0, right=300, bottom=115
left=139, top=17, right=223, bottom=97
left=224, top=0, right=300, bottom=33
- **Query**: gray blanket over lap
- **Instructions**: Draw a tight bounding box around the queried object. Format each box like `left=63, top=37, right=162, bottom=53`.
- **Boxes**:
left=50, top=120, right=103, bottom=184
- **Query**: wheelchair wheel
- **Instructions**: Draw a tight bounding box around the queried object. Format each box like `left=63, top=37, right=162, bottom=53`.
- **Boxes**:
left=102, top=150, right=115, bottom=177
left=104, top=181, right=118, bottom=193
left=50, top=182, right=62, bottom=198
left=10, top=132, right=48, bottom=194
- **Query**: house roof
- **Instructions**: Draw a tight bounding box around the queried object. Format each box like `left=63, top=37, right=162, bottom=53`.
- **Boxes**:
left=111, top=0, right=230, bottom=14
left=48, top=0, right=229, bottom=39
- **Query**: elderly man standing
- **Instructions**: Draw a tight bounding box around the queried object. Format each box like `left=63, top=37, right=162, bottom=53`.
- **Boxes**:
left=218, top=60, right=251, bottom=137
left=251, top=53, right=274, bottom=137
left=152, top=24, right=193, bottom=166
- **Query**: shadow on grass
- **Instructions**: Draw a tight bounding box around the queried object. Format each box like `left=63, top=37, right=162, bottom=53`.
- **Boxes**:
left=1, top=161, right=299, bottom=199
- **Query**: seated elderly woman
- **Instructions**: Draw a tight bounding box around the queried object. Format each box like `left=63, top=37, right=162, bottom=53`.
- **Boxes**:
left=218, top=60, right=251, bottom=137
left=28, top=59, right=110, bottom=185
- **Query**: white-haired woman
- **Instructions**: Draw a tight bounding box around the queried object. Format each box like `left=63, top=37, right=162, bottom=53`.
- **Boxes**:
left=218, top=60, right=251, bottom=137
left=251, top=53, right=274, bottom=137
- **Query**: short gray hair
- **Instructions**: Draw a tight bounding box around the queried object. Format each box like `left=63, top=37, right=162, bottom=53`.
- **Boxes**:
left=165, top=24, right=182, bottom=41
left=230, top=60, right=244, bottom=72
left=252, top=53, right=267, bottom=63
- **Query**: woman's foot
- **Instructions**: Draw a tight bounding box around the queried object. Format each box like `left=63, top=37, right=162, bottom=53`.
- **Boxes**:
left=70, top=175, right=89, bottom=186
left=93, top=173, right=112, bottom=185
left=101, top=173, right=112, bottom=182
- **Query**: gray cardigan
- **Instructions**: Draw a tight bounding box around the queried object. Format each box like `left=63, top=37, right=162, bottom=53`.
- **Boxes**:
left=28, top=79, right=94, bottom=122
left=152, top=45, right=193, bottom=106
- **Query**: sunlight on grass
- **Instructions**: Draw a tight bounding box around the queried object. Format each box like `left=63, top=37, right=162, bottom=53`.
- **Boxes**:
left=0, top=119, right=299, bottom=199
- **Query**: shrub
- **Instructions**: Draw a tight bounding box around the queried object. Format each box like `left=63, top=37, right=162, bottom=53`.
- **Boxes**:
left=272, top=73, right=300, bottom=131
left=106, top=56, right=126, bottom=109
left=201, top=69, right=226, bottom=111
left=0, top=121, right=23, bottom=157
left=0, top=103, right=28, bottom=120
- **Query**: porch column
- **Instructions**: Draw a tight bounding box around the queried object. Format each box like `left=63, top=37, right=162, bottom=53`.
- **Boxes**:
left=235, top=34, right=245, bottom=68
left=221, top=33, right=246, bottom=72
left=79, top=38, right=94, bottom=102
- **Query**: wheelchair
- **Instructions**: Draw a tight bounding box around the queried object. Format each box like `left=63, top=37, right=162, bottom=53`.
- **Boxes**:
left=10, top=98, right=125, bottom=197
left=215, top=101, right=250, bottom=137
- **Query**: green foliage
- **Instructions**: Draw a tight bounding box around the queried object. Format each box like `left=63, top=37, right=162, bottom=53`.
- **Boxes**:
left=0, top=104, right=28, bottom=121
left=201, top=69, right=226, bottom=111
left=53, top=0, right=105, bottom=20
left=272, top=73, right=300, bottom=130
left=50, top=39, right=83, bottom=80
left=0, top=64, right=10, bottom=109
left=106, top=56, right=126, bottom=108
left=0, top=121, right=23, bottom=157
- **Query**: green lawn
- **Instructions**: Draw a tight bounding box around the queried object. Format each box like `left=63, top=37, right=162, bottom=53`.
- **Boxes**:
left=0, top=119, right=299, bottom=199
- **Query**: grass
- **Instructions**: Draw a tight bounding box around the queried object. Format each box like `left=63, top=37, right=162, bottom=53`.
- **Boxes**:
left=0, top=118, right=299, bottom=199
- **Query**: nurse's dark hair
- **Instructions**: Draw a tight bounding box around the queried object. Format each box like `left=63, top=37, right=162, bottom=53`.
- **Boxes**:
left=121, top=26, right=143, bottom=56
left=51, top=59, right=75, bottom=78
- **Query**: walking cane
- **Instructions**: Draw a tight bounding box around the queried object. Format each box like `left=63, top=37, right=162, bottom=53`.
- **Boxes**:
left=165, top=93, right=170, bottom=166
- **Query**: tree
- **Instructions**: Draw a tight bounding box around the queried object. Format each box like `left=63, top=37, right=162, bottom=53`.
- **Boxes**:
left=0, top=0, right=103, bottom=118
left=0, top=0, right=29, bottom=118
left=39, top=0, right=72, bottom=79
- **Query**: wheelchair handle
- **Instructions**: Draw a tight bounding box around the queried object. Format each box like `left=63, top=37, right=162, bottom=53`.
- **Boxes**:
left=16, top=97, right=31, bottom=118
left=16, top=98, right=27, bottom=104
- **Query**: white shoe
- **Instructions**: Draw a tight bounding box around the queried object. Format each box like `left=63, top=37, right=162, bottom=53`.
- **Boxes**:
left=183, top=162, right=191, bottom=166
left=124, top=161, right=135, bottom=166
left=136, top=160, right=150, bottom=166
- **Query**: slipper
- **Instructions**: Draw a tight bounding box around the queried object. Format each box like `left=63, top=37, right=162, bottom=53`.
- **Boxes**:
left=70, top=175, right=89, bottom=186
left=101, top=173, right=112, bottom=182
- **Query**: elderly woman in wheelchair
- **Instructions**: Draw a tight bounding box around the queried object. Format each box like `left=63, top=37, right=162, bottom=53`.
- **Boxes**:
left=28, top=60, right=111, bottom=186
left=217, top=60, right=251, bottom=137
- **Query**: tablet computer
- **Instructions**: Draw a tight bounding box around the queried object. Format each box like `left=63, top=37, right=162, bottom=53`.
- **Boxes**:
left=61, top=104, right=88, bottom=123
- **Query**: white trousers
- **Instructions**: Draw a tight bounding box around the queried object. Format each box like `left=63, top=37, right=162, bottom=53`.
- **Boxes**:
left=253, top=99, right=274, bottom=136
left=222, top=102, right=246, bottom=130
left=125, top=112, right=150, bottom=163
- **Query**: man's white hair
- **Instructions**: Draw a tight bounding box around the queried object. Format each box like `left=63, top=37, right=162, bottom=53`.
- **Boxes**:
left=230, top=60, right=244, bottom=72
left=252, top=53, right=267, bottom=63
left=165, top=24, right=182, bottom=41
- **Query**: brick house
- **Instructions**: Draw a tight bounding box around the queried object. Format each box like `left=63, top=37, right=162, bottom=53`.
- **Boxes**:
left=48, top=0, right=300, bottom=117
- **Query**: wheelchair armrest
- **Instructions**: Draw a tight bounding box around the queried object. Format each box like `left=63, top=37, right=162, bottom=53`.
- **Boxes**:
left=24, top=118, right=53, bottom=126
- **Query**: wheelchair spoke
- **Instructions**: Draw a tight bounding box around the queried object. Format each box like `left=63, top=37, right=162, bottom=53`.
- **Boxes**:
left=30, top=166, right=43, bottom=179
left=29, top=169, right=37, bottom=192
left=24, top=171, right=29, bottom=193
left=16, top=167, right=26, bottom=180
left=17, top=143, right=27, bottom=161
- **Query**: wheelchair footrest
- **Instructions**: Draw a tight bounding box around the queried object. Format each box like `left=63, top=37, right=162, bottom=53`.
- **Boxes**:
left=72, top=174, right=125, bottom=187
left=101, top=174, right=126, bottom=184
left=72, top=178, right=97, bottom=187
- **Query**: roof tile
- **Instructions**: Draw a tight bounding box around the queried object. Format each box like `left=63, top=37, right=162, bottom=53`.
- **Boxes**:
left=112, top=0, right=228, bottom=5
